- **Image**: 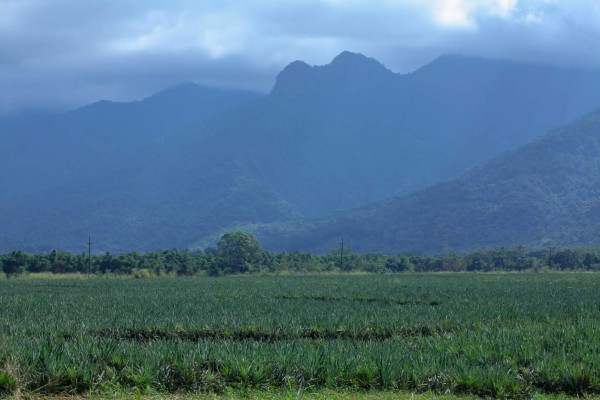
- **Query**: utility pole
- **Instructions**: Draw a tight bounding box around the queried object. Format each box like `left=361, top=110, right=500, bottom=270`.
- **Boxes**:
left=339, top=238, right=345, bottom=271
left=443, top=233, right=449, bottom=270
left=88, top=236, right=93, bottom=275
left=548, top=246, right=554, bottom=269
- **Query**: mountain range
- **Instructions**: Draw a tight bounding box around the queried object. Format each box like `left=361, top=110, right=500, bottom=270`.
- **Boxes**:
left=2, top=52, right=600, bottom=253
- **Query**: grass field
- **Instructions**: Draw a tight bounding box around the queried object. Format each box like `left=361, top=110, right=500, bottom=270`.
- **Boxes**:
left=0, top=273, right=599, bottom=398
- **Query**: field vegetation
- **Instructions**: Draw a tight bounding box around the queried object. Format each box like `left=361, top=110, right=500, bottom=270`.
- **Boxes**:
left=0, top=273, right=599, bottom=398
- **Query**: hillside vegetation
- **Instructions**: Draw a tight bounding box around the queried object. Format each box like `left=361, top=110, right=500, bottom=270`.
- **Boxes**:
left=253, top=108, right=600, bottom=253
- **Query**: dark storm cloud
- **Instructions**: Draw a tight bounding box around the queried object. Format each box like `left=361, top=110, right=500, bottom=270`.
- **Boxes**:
left=1, top=0, right=600, bottom=115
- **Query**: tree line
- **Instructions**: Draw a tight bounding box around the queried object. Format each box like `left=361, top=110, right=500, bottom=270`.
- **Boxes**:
left=2, top=232, right=600, bottom=277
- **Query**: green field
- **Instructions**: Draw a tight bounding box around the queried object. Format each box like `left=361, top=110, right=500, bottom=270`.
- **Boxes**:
left=1, top=273, right=599, bottom=398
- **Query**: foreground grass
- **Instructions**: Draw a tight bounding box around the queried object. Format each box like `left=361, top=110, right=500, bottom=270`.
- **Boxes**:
left=1, top=273, right=599, bottom=398
left=12, top=390, right=595, bottom=399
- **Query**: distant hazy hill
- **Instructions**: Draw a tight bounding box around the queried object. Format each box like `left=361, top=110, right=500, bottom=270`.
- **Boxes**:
left=254, top=108, right=600, bottom=254
left=3, top=52, right=600, bottom=252
left=0, top=84, right=261, bottom=200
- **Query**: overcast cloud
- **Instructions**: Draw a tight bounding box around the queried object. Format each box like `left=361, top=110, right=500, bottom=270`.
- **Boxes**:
left=1, top=0, right=600, bottom=115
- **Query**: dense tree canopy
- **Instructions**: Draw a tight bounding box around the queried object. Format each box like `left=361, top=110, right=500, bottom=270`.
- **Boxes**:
left=216, top=231, right=263, bottom=274
left=1, top=232, right=600, bottom=277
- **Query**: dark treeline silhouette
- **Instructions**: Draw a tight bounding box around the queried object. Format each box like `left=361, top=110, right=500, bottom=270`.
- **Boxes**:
left=2, top=233, right=600, bottom=277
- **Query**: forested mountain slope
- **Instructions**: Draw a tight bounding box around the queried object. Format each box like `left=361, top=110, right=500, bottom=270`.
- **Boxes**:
left=252, top=108, right=600, bottom=253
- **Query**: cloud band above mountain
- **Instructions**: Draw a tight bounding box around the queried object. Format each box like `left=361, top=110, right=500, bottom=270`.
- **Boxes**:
left=0, top=0, right=598, bottom=115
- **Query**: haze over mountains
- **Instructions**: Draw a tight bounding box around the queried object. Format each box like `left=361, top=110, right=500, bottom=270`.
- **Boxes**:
left=2, top=52, right=600, bottom=253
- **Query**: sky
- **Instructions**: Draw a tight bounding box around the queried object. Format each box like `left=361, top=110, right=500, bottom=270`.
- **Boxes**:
left=1, top=0, right=600, bottom=116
